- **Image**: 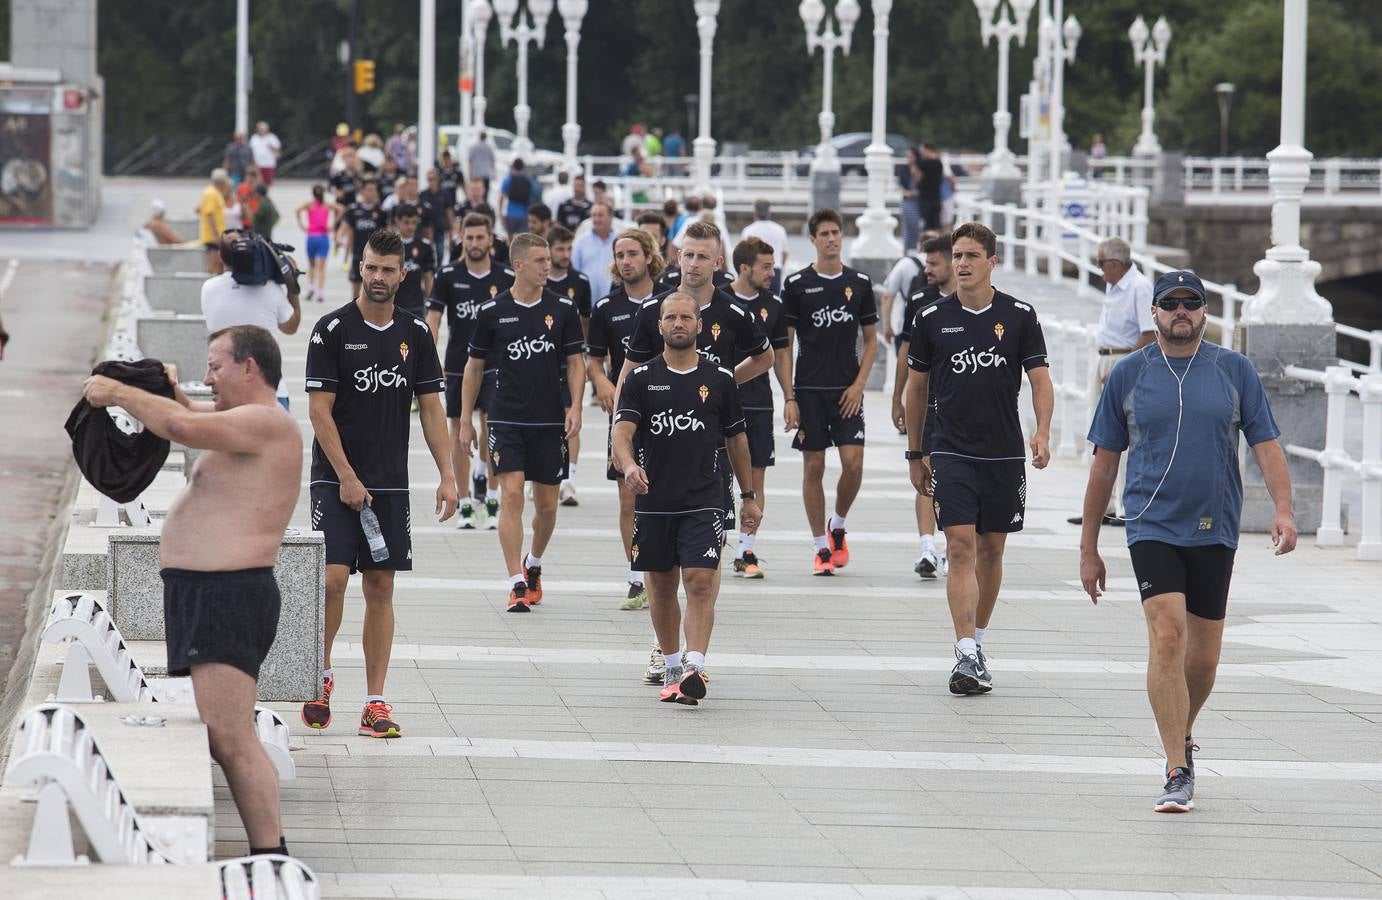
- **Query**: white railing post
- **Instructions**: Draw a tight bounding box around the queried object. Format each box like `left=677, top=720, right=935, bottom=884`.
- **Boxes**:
left=1024, top=207, right=1038, bottom=276
left=1002, top=203, right=1017, bottom=271
left=1370, top=330, right=1382, bottom=373
left=1315, top=365, right=1353, bottom=546
left=1056, top=319, right=1081, bottom=458
left=1359, top=373, right=1382, bottom=560
left=1220, top=282, right=1238, bottom=350
left=1076, top=232, right=1093, bottom=298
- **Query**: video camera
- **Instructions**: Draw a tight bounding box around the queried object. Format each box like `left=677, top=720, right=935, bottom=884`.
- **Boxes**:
left=223, top=229, right=302, bottom=297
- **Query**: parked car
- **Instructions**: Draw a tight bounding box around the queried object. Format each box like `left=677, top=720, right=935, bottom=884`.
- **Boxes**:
left=796, top=132, right=914, bottom=176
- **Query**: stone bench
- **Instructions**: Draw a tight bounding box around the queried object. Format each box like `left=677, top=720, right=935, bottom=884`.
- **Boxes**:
left=0, top=702, right=213, bottom=865
left=163, top=218, right=200, bottom=242
left=146, top=246, right=209, bottom=276
left=143, top=272, right=205, bottom=315
left=105, top=531, right=325, bottom=701
left=136, top=315, right=208, bottom=385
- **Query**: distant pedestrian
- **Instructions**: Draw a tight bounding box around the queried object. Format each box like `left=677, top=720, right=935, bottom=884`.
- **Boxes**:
left=737, top=199, right=789, bottom=293
left=621, top=123, right=645, bottom=158
left=527, top=203, right=552, bottom=239
left=556, top=175, right=592, bottom=231
left=386, top=123, right=413, bottom=173
left=468, top=130, right=497, bottom=196
left=222, top=131, right=253, bottom=188
left=295, top=184, right=344, bottom=303
left=357, top=134, right=386, bottom=173
left=663, top=130, right=686, bottom=158
left=917, top=143, right=944, bottom=231
left=572, top=201, right=618, bottom=301
left=235, top=167, right=262, bottom=229
left=141, top=199, right=183, bottom=245
left=249, top=121, right=282, bottom=185
left=252, top=184, right=279, bottom=239
left=198, top=168, right=232, bottom=274
left=545, top=170, right=575, bottom=212
left=500, top=158, right=538, bottom=238
left=644, top=126, right=664, bottom=159
left=898, top=147, right=923, bottom=252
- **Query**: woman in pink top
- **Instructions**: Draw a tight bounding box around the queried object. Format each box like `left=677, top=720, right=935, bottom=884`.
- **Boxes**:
left=295, top=184, right=343, bottom=302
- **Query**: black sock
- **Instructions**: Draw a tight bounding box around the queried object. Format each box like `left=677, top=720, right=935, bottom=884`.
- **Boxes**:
left=249, top=837, right=289, bottom=856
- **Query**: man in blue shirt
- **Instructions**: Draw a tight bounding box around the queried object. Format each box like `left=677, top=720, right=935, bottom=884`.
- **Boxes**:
left=1080, top=269, right=1297, bottom=815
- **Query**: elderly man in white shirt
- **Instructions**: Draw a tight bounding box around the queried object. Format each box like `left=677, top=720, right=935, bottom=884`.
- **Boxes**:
left=1068, top=235, right=1155, bottom=526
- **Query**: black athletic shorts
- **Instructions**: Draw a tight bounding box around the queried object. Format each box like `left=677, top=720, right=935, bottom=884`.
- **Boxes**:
left=161, top=567, right=281, bottom=680
left=631, top=509, right=725, bottom=573
left=718, top=446, right=734, bottom=524
left=1129, top=541, right=1237, bottom=621
left=310, top=484, right=413, bottom=573
left=745, top=409, right=776, bottom=469
left=443, top=371, right=496, bottom=418
left=930, top=455, right=1026, bottom=534
left=489, top=424, right=568, bottom=485
left=792, top=389, right=865, bottom=452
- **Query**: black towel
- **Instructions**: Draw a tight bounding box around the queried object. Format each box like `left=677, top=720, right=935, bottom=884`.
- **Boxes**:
left=65, top=358, right=177, bottom=503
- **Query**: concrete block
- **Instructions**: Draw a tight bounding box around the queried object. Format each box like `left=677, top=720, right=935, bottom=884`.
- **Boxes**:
left=164, top=218, right=200, bottom=242
left=136, top=315, right=209, bottom=384
left=106, top=531, right=325, bottom=701
left=143, top=272, right=206, bottom=314
left=146, top=246, right=209, bottom=276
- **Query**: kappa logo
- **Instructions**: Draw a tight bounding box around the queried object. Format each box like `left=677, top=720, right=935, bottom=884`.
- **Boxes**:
left=1010, top=512, right=1023, bottom=524
left=399, top=342, right=410, bottom=362
left=311, top=333, right=324, bottom=345
left=994, top=322, right=1006, bottom=341
left=854, top=430, right=864, bottom=439
left=1140, top=580, right=1153, bottom=590
left=698, top=384, right=710, bottom=403
left=703, top=547, right=719, bottom=559
left=345, top=342, right=369, bottom=350
left=941, top=326, right=965, bottom=334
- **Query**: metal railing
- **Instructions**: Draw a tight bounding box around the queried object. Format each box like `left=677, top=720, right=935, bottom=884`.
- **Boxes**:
left=1281, top=366, right=1382, bottom=560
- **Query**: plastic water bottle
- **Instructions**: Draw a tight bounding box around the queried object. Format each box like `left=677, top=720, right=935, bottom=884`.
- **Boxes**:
left=360, top=502, right=389, bottom=562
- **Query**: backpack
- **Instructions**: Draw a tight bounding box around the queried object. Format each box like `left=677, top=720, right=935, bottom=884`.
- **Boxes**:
left=507, top=174, right=531, bottom=205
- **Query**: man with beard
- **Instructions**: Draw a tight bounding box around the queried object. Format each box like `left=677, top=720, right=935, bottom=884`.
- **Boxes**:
left=82, top=325, right=300, bottom=857
left=303, top=229, right=457, bottom=739
left=1080, top=269, right=1295, bottom=815
left=427, top=213, right=515, bottom=530
left=612, top=292, right=760, bottom=707
left=892, top=235, right=957, bottom=580
left=586, top=227, right=664, bottom=611
left=458, top=233, right=585, bottom=612
left=905, top=223, right=1053, bottom=697
left=726, top=236, right=791, bottom=579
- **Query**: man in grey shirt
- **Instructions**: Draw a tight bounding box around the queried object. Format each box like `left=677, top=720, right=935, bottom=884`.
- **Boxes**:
left=468, top=130, right=497, bottom=196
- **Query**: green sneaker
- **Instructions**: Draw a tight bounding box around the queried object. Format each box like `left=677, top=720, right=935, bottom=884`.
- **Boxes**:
left=620, top=581, right=648, bottom=610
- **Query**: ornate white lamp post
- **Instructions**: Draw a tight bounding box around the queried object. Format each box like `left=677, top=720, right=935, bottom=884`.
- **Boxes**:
left=557, top=0, right=587, bottom=169
left=692, top=0, right=721, bottom=195
left=1043, top=1, right=1079, bottom=229
left=973, top=0, right=1034, bottom=180
left=492, top=0, right=553, bottom=160
left=849, top=0, right=902, bottom=262
left=468, top=0, right=492, bottom=134
left=799, top=0, right=860, bottom=175
left=1129, top=14, right=1171, bottom=157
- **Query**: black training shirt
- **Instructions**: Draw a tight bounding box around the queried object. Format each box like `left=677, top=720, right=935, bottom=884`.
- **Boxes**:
left=343, top=204, right=386, bottom=261
left=306, top=302, right=443, bottom=491
left=396, top=237, right=436, bottom=316
left=781, top=265, right=878, bottom=390
left=547, top=271, right=593, bottom=319
left=556, top=197, right=592, bottom=231
left=587, top=285, right=652, bottom=378
left=624, top=288, right=769, bottom=371
left=729, top=289, right=788, bottom=411
left=468, top=290, right=585, bottom=427
left=425, top=262, right=514, bottom=375
left=615, top=357, right=746, bottom=514
left=907, top=290, right=1048, bottom=461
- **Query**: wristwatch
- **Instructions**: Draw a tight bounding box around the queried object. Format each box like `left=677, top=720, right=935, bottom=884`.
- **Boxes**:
left=904, top=450, right=925, bottom=461
left=740, top=490, right=757, bottom=501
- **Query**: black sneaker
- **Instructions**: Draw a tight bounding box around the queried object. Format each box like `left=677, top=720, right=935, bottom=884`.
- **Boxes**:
left=949, top=651, right=992, bottom=695
left=472, top=473, right=488, bottom=503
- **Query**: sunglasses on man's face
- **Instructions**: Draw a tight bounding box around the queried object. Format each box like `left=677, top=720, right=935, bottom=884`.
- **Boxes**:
left=1155, top=297, right=1206, bottom=311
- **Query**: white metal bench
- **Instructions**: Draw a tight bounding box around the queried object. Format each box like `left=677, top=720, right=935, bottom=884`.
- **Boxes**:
left=4, top=703, right=203, bottom=865
left=43, top=593, right=295, bottom=782
left=218, top=854, right=321, bottom=900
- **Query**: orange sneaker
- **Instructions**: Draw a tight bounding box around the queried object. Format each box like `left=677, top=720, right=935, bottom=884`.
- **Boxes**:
left=358, top=700, right=401, bottom=738
left=507, top=582, right=530, bottom=613
left=525, top=558, right=543, bottom=605
left=301, top=672, right=334, bottom=729
left=812, top=548, right=835, bottom=576
left=829, top=528, right=850, bottom=568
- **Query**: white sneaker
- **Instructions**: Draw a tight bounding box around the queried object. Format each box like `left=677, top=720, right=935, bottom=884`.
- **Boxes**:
left=457, top=502, right=477, bottom=530
left=643, top=645, right=666, bottom=684
left=939, top=554, right=949, bottom=577
left=913, top=548, right=940, bottom=579
left=559, top=481, right=578, bottom=507
left=484, top=498, right=500, bottom=530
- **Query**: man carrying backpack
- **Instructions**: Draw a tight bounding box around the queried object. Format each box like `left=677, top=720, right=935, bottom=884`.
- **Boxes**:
left=500, top=158, right=539, bottom=239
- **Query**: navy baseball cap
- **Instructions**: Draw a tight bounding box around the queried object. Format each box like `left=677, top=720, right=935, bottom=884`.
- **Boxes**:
left=1153, top=270, right=1206, bottom=303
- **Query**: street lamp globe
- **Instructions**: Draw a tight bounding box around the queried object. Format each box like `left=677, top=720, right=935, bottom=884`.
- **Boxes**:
left=1128, top=14, right=1149, bottom=49
left=835, top=0, right=861, bottom=39
left=1062, top=15, right=1081, bottom=58
left=972, top=0, right=998, bottom=24
left=491, top=0, right=517, bottom=21
left=529, top=0, right=554, bottom=44
left=1010, top=0, right=1036, bottom=38
left=799, top=0, right=825, bottom=34
left=1151, top=15, right=1172, bottom=53
left=469, top=0, right=492, bottom=32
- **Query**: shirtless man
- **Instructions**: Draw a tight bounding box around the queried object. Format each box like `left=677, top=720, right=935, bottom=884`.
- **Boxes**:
left=82, top=325, right=301, bottom=856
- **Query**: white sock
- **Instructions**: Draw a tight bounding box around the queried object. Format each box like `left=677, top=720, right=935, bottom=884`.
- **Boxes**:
left=664, top=650, right=682, bottom=670
left=813, top=534, right=829, bottom=551
left=486, top=489, right=499, bottom=501
left=476, top=460, right=488, bottom=478
left=322, top=667, right=333, bottom=681
left=628, top=566, right=642, bottom=585
left=956, top=637, right=978, bottom=657
left=525, top=553, right=542, bottom=568
left=738, top=533, right=756, bottom=556
left=685, top=651, right=705, bottom=670
left=509, top=573, right=526, bottom=588
left=975, top=627, right=986, bottom=647
left=920, top=534, right=936, bottom=554
left=365, top=694, right=386, bottom=705
left=567, top=464, right=577, bottom=480
left=828, top=514, right=847, bottom=532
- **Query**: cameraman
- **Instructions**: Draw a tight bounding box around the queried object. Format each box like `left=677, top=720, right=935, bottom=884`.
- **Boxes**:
left=201, top=229, right=302, bottom=409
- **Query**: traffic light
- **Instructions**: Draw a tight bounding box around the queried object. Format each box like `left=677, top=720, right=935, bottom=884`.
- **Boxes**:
left=353, top=59, right=376, bottom=94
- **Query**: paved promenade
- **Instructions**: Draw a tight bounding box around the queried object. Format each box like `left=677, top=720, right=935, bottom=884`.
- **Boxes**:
left=242, top=240, right=1380, bottom=897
